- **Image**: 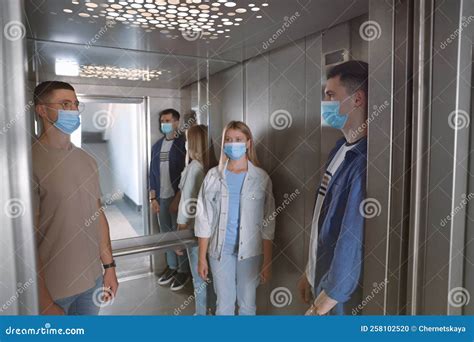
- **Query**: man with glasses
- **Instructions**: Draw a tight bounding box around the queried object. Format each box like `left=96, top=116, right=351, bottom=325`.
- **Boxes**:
left=32, top=81, right=118, bottom=315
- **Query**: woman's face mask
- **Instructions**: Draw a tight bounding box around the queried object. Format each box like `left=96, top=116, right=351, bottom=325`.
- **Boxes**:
left=224, top=142, right=247, bottom=160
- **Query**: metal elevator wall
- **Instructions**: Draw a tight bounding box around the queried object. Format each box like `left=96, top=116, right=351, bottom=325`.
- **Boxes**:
left=185, top=15, right=369, bottom=314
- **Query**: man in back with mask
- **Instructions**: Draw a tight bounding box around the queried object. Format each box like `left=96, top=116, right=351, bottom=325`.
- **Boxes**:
left=298, top=61, right=368, bottom=315
left=149, top=108, right=190, bottom=291
left=32, top=81, right=118, bottom=315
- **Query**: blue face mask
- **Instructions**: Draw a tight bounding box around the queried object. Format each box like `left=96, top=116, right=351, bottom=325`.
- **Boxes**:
left=161, top=122, right=174, bottom=134
left=321, top=101, right=349, bottom=130
left=224, top=142, right=247, bottom=160
left=52, top=110, right=81, bottom=135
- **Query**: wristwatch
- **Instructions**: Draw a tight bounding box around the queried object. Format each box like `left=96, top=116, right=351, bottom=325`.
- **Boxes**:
left=149, top=197, right=157, bottom=202
left=103, top=260, right=116, bottom=270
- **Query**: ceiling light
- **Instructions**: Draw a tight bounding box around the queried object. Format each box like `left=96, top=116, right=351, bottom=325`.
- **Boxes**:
left=79, top=64, right=163, bottom=81
left=62, top=0, right=271, bottom=40
left=55, top=59, right=79, bottom=76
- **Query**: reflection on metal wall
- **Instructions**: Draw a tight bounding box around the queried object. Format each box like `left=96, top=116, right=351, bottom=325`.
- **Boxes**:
left=0, top=0, right=39, bottom=315
left=200, top=33, right=324, bottom=314
left=194, top=12, right=374, bottom=314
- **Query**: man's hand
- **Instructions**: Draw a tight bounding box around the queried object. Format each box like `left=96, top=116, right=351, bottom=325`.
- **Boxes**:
left=305, top=290, right=338, bottom=316
left=41, top=302, right=65, bottom=315
left=169, top=194, right=180, bottom=214
left=102, top=269, right=119, bottom=302
left=151, top=199, right=160, bottom=214
left=298, top=273, right=312, bottom=304
left=305, top=304, right=323, bottom=316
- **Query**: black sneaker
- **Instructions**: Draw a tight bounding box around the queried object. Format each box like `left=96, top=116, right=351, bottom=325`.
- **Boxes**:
left=158, top=267, right=177, bottom=286
left=170, top=272, right=191, bottom=291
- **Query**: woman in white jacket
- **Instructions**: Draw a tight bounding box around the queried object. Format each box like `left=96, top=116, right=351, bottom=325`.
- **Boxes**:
left=195, top=121, right=276, bottom=315
left=177, top=124, right=217, bottom=315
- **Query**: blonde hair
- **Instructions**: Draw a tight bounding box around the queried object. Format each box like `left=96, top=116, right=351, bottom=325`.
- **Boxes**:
left=186, top=124, right=218, bottom=172
left=219, top=121, right=259, bottom=171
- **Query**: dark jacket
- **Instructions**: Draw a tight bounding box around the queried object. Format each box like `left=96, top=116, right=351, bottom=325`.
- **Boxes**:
left=149, top=134, right=186, bottom=199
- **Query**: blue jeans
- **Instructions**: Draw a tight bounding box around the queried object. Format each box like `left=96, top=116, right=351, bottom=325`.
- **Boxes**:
left=55, top=276, right=102, bottom=315
left=209, top=254, right=261, bottom=315
left=187, top=246, right=216, bottom=315
left=158, top=197, right=189, bottom=273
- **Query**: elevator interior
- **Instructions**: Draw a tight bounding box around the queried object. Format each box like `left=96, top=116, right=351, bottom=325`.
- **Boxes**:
left=1, top=0, right=474, bottom=316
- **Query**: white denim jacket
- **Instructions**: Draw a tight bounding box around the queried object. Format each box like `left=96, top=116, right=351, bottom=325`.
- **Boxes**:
left=194, top=160, right=275, bottom=261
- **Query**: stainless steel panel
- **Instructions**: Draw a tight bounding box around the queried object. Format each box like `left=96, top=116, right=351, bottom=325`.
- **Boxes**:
left=0, top=0, right=39, bottom=315
left=465, top=50, right=474, bottom=315
left=266, top=39, right=308, bottom=315
left=421, top=0, right=473, bottom=315
left=386, top=0, right=413, bottom=315
left=407, top=0, right=474, bottom=315
left=361, top=0, right=396, bottom=314
left=244, top=54, right=271, bottom=313
left=208, top=64, right=244, bottom=155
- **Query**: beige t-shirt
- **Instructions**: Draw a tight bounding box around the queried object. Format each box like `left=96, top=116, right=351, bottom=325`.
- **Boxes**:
left=32, top=141, right=103, bottom=300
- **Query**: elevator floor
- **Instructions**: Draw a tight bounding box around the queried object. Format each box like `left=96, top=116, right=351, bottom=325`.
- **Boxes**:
left=99, top=273, right=195, bottom=316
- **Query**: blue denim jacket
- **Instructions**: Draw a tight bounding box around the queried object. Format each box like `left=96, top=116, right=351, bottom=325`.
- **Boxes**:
left=149, top=134, right=186, bottom=198
left=313, top=136, right=367, bottom=315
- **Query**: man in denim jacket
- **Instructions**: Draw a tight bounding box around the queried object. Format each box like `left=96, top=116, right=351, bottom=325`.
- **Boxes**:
left=299, top=61, right=369, bottom=315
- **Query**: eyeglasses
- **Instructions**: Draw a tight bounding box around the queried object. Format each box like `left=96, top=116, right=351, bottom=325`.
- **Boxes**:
left=42, top=101, right=84, bottom=111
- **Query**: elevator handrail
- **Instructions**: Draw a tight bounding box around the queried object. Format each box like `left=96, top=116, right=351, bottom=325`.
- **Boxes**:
left=111, top=230, right=198, bottom=257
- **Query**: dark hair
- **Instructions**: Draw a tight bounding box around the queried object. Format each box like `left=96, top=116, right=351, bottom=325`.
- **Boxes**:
left=159, top=108, right=180, bottom=122
left=33, top=81, right=75, bottom=106
left=327, top=60, right=368, bottom=99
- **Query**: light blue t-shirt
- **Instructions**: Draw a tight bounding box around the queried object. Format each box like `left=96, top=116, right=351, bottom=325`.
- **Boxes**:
left=223, top=169, right=247, bottom=255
